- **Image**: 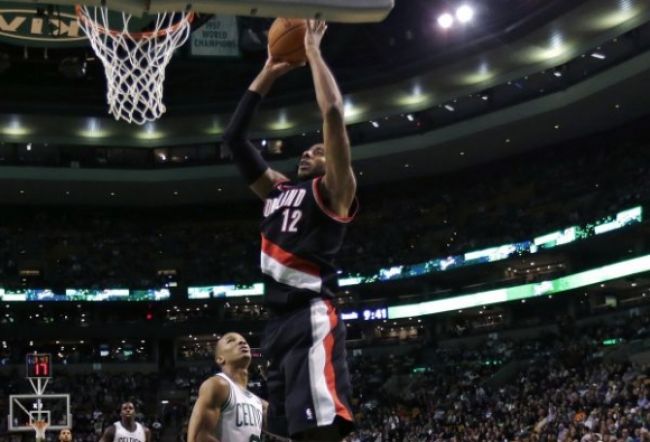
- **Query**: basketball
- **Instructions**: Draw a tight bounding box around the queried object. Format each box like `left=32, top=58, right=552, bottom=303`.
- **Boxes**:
left=268, top=18, right=308, bottom=63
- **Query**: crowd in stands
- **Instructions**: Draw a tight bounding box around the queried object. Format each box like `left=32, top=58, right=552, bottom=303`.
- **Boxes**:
left=0, top=340, right=154, bottom=366
left=0, top=125, right=648, bottom=289
left=0, top=302, right=648, bottom=440
left=345, top=314, right=650, bottom=442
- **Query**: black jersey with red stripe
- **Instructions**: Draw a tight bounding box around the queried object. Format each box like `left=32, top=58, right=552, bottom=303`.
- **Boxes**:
left=260, top=176, right=357, bottom=310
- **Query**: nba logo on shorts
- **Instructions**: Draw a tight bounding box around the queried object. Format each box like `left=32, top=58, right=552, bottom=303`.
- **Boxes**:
left=305, top=408, right=314, bottom=421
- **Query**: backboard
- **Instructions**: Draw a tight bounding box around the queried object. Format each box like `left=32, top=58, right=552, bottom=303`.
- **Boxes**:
left=8, top=394, right=72, bottom=432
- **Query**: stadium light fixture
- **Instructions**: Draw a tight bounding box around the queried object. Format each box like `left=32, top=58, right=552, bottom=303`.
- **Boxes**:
left=2, top=117, right=30, bottom=136
left=437, top=13, right=454, bottom=29
left=79, top=118, right=110, bottom=139
left=456, top=5, right=474, bottom=23
left=269, top=111, right=293, bottom=131
left=137, top=123, right=165, bottom=140
left=206, top=118, right=223, bottom=135
left=343, top=100, right=365, bottom=121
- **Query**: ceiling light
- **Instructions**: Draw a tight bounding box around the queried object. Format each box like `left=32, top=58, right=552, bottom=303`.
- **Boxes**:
left=528, top=32, right=569, bottom=62
left=370, top=121, right=380, bottom=128
left=591, top=52, right=606, bottom=59
left=437, top=13, right=454, bottom=29
left=406, top=114, right=414, bottom=122
left=456, top=5, right=474, bottom=23
left=553, top=69, right=563, bottom=78
left=269, top=111, right=293, bottom=131
left=444, top=104, right=455, bottom=112
left=2, top=118, right=30, bottom=136
left=343, top=100, right=364, bottom=121
left=79, top=118, right=110, bottom=138
left=137, top=123, right=164, bottom=140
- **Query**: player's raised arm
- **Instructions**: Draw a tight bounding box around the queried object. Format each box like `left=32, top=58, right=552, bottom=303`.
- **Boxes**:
left=305, top=20, right=357, bottom=217
left=98, top=425, right=116, bottom=442
left=187, top=377, right=230, bottom=442
left=222, top=56, right=303, bottom=200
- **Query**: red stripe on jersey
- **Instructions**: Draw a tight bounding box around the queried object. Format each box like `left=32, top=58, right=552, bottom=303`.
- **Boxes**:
left=312, top=177, right=358, bottom=224
left=323, top=300, right=353, bottom=422
left=261, top=235, right=321, bottom=277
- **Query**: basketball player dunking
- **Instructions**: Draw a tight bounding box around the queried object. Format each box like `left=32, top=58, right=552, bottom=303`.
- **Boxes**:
left=188, top=332, right=266, bottom=442
left=99, top=402, right=151, bottom=442
left=223, top=20, right=356, bottom=441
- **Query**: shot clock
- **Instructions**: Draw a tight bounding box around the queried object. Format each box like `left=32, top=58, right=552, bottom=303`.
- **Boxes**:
left=26, top=354, right=52, bottom=378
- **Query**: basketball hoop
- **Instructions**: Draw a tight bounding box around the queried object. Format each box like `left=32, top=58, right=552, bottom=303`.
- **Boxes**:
left=76, top=4, right=195, bottom=125
left=30, top=419, right=49, bottom=440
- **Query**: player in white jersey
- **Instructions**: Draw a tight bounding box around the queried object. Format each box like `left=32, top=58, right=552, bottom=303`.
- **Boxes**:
left=188, top=332, right=267, bottom=442
left=99, top=401, right=151, bottom=442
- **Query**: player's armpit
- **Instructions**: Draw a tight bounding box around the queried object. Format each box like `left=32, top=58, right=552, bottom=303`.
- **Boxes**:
left=187, top=377, right=230, bottom=442
left=250, top=169, right=289, bottom=200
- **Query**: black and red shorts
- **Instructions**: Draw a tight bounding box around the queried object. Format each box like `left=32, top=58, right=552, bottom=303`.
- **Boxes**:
left=262, top=298, right=354, bottom=438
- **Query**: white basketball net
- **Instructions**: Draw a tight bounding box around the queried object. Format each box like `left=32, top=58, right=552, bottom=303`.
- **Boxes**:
left=77, top=6, right=194, bottom=125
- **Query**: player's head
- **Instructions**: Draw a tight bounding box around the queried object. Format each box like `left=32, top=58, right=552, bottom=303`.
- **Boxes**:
left=297, top=143, right=326, bottom=180
left=120, top=402, right=136, bottom=423
left=58, top=428, right=72, bottom=442
left=215, top=332, right=251, bottom=369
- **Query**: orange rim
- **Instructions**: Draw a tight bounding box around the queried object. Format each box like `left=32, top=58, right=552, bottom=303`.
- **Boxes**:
left=75, top=5, right=194, bottom=40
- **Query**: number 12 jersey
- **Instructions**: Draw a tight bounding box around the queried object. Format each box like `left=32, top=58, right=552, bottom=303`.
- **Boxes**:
left=260, top=177, right=357, bottom=311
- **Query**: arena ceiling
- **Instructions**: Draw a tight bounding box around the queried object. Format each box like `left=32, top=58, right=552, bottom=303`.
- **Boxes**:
left=0, top=0, right=647, bottom=205
left=0, top=0, right=638, bottom=141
